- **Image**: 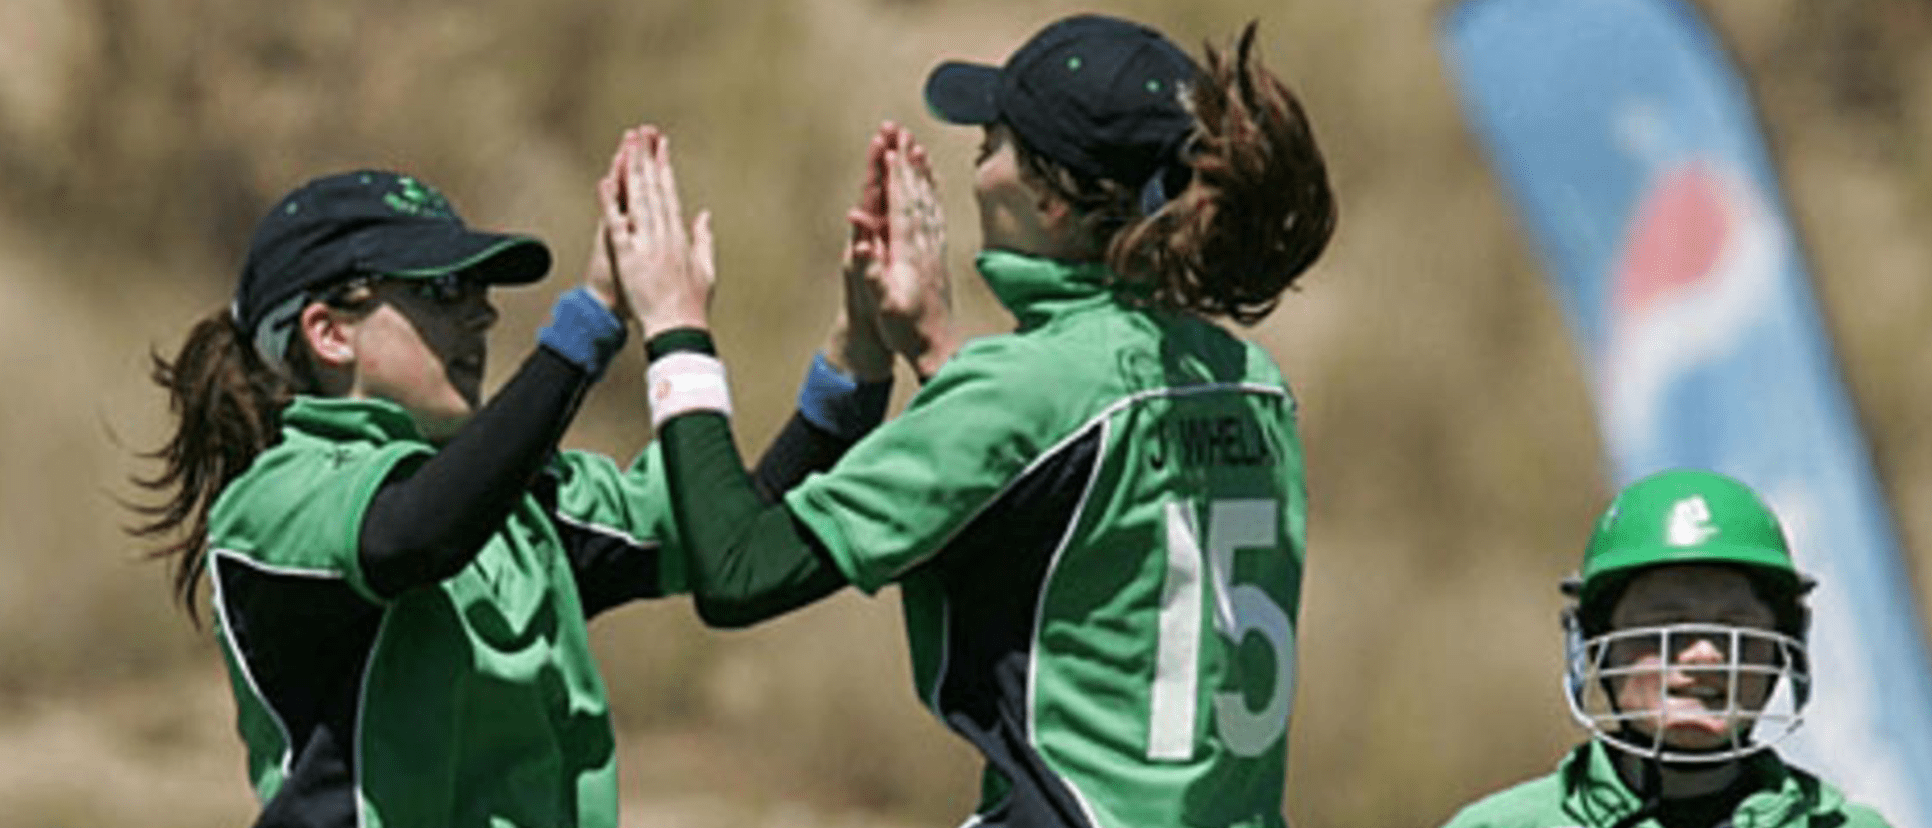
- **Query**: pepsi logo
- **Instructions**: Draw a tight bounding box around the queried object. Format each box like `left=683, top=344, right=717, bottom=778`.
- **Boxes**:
left=1597, top=159, right=1785, bottom=451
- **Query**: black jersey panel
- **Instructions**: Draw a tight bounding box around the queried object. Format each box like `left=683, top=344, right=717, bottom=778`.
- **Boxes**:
left=252, top=725, right=360, bottom=828
left=214, top=554, right=382, bottom=828
left=930, top=422, right=1103, bottom=828
left=554, top=518, right=667, bottom=618
left=530, top=470, right=667, bottom=619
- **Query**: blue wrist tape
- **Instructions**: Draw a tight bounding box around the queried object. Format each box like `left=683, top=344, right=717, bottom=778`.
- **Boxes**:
left=539, top=288, right=628, bottom=377
left=796, top=352, right=892, bottom=440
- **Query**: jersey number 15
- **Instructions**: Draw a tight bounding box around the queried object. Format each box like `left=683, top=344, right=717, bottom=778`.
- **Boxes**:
left=1147, top=498, right=1295, bottom=761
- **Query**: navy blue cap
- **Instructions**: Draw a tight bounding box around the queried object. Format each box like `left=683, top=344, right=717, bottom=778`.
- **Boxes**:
left=924, top=14, right=1200, bottom=187
left=233, top=170, right=550, bottom=336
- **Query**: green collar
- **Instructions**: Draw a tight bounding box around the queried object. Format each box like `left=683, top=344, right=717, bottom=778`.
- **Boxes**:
left=1562, top=740, right=1832, bottom=828
left=281, top=395, right=428, bottom=444
left=975, top=249, right=1118, bottom=328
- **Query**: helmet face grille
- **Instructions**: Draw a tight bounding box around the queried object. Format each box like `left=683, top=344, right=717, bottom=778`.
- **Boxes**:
left=1563, top=618, right=1809, bottom=763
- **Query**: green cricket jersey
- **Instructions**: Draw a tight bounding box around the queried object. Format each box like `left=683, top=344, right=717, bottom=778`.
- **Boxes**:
left=786, top=250, right=1308, bottom=828
left=206, top=396, right=684, bottom=828
left=1442, top=741, right=1894, bottom=828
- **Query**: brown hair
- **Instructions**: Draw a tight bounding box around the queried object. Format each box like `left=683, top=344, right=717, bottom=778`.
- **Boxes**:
left=131, top=281, right=378, bottom=622
left=1015, top=21, right=1337, bottom=325
left=126, top=310, right=296, bottom=623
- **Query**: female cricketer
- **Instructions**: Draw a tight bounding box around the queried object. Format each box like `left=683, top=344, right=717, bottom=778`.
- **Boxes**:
left=129, top=160, right=901, bottom=827
left=1441, top=469, right=1893, bottom=828
left=603, top=15, right=1336, bottom=828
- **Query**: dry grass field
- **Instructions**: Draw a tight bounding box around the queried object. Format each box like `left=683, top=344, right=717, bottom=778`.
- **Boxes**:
left=2, top=0, right=1931, bottom=825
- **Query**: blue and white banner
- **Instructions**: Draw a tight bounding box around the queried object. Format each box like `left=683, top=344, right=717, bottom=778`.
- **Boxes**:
left=1440, top=0, right=1932, bottom=823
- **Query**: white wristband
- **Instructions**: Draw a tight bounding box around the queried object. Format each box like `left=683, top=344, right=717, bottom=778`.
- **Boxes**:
left=646, top=352, right=733, bottom=429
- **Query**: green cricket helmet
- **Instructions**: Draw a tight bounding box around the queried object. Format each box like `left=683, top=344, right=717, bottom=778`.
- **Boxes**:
left=1568, top=468, right=1811, bottom=637
left=1562, top=468, right=1815, bottom=763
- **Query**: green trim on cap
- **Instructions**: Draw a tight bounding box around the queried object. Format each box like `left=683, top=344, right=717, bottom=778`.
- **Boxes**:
left=384, top=236, right=545, bottom=281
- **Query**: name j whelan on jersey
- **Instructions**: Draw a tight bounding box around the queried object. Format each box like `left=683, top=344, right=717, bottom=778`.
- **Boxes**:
left=1146, top=413, right=1275, bottom=470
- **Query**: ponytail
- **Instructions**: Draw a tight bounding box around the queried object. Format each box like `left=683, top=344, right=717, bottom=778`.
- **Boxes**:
left=1112, top=21, right=1336, bottom=324
left=1017, top=21, right=1337, bottom=325
left=127, top=309, right=296, bottom=624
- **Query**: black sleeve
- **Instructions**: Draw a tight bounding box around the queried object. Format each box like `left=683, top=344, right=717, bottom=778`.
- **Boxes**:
left=551, top=497, right=670, bottom=620
left=550, top=405, right=854, bottom=620
left=648, top=326, right=871, bottom=504
left=751, top=412, right=860, bottom=502
left=660, top=412, right=848, bottom=628
left=358, top=346, right=590, bottom=598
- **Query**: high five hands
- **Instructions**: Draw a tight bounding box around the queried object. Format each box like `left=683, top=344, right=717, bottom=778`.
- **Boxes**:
left=599, top=127, right=715, bottom=339
left=850, top=122, right=958, bottom=381
left=597, top=122, right=956, bottom=378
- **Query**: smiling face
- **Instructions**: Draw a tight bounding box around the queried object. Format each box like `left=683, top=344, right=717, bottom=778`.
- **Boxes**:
left=1605, top=565, right=1780, bottom=751
left=302, top=276, right=497, bottom=442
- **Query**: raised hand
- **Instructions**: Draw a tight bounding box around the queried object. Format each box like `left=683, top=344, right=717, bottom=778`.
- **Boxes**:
left=823, top=123, right=896, bottom=383
left=584, top=147, right=627, bottom=317
left=600, top=126, right=715, bottom=338
left=869, top=126, right=958, bottom=379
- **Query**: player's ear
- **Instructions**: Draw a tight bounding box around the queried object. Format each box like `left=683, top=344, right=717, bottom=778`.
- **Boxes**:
left=299, top=301, right=358, bottom=368
left=1033, top=188, right=1091, bottom=255
left=1034, top=187, right=1073, bottom=225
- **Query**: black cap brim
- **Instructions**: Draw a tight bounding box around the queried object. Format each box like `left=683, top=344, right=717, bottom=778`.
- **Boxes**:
left=924, top=61, right=1001, bottom=125
left=364, top=225, right=551, bottom=286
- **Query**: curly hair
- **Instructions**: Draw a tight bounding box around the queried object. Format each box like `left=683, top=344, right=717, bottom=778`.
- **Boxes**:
left=1014, top=21, right=1337, bottom=325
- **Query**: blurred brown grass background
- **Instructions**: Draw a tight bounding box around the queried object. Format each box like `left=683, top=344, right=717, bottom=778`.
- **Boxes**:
left=2, top=0, right=1931, bottom=825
